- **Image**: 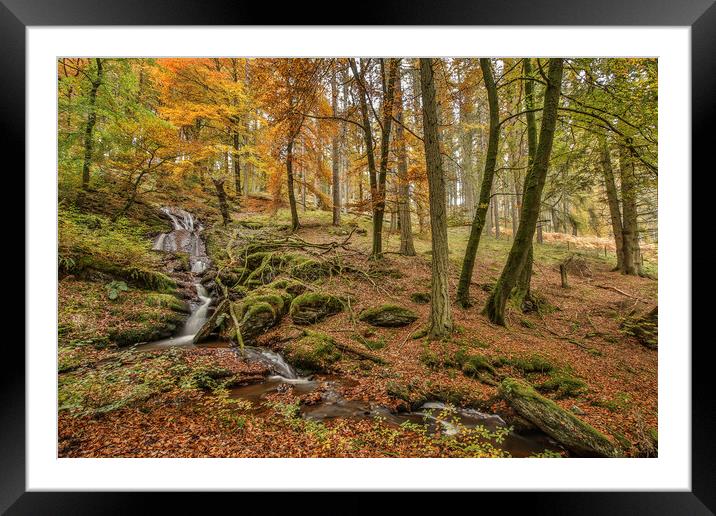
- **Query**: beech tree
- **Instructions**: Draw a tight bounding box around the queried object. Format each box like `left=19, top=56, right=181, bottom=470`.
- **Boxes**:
left=420, top=58, right=452, bottom=338
left=484, top=58, right=564, bottom=326
left=456, top=58, right=500, bottom=308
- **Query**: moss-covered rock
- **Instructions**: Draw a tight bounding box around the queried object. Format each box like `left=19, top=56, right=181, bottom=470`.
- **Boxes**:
left=267, top=278, right=307, bottom=297
left=289, top=292, right=343, bottom=325
left=500, top=378, right=621, bottom=457
left=285, top=331, right=341, bottom=372
left=358, top=304, right=418, bottom=327
left=289, top=258, right=336, bottom=282
left=238, top=301, right=278, bottom=340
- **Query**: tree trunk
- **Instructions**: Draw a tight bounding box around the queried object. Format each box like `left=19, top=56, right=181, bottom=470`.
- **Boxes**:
left=484, top=58, right=564, bottom=326
left=331, top=62, right=341, bottom=226
left=286, top=138, right=300, bottom=231
left=395, top=63, right=416, bottom=256
left=420, top=58, right=453, bottom=338
left=81, top=58, right=103, bottom=190
left=212, top=178, right=230, bottom=225
left=618, top=143, right=640, bottom=275
left=233, top=131, right=242, bottom=198
left=515, top=57, right=539, bottom=309
left=456, top=58, right=500, bottom=308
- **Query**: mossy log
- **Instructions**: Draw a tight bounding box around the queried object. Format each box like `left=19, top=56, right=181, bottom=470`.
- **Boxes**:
left=358, top=304, right=418, bottom=327
left=500, top=377, right=621, bottom=457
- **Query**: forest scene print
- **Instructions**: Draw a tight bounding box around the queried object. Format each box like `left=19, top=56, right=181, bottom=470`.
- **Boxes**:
left=57, top=57, right=657, bottom=458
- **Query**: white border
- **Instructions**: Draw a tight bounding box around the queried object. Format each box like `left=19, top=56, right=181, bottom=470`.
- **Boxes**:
left=27, top=27, right=690, bottom=491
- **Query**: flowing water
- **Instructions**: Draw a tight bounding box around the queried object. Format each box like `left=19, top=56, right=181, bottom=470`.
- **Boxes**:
left=140, top=207, right=565, bottom=457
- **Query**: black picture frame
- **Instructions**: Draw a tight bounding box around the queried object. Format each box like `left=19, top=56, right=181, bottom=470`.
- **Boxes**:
left=5, top=0, right=709, bottom=511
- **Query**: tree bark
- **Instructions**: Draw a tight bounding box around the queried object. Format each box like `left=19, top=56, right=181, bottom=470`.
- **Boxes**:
left=618, top=143, right=640, bottom=275
left=81, top=58, right=103, bottom=190
left=456, top=58, right=500, bottom=308
left=286, top=138, right=300, bottom=231
left=233, top=131, right=242, bottom=198
left=420, top=58, right=453, bottom=338
left=212, top=177, right=231, bottom=225
left=515, top=57, right=539, bottom=309
left=600, top=134, right=624, bottom=271
left=484, top=58, right=564, bottom=326
left=395, top=62, right=416, bottom=256
left=331, top=61, right=341, bottom=226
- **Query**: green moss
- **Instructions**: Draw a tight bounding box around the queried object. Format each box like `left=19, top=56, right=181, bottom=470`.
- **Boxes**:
left=240, top=291, right=286, bottom=317
left=537, top=371, right=587, bottom=399
left=267, top=278, right=307, bottom=297
left=591, top=392, right=632, bottom=413
left=145, top=293, right=187, bottom=312
left=461, top=355, right=497, bottom=377
left=351, top=333, right=386, bottom=351
left=290, top=258, right=336, bottom=282
left=500, top=377, right=620, bottom=457
left=508, top=353, right=556, bottom=374
left=409, top=292, right=431, bottom=304
left=358, top=304, right=418, bottom=327
left=285, top=331, right=341, bottom=372
left=289, top=292, right=344, bottom=325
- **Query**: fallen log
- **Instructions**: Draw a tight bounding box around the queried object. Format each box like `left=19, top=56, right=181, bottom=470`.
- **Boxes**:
left=500, top=377, right=621, bottom=457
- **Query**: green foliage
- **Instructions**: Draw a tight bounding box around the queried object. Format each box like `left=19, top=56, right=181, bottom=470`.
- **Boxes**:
left=105, top=280, right=128, bottom=300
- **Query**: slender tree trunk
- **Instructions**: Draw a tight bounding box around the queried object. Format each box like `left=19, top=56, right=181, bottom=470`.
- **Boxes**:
left=212, top=178, right=231, bottom=225
left=456, top=58, right=500, bottom=307
left=233, top=131, right=242, bottom=198
left=286, top=138, right=300, bottom=231
left=420, top=58, right=453, bottom=338
left=81, top=58, right=103, bottom=190
left=331, top=62, right=341, bottom=226
left=484, top=58, right=564, bottom=326
left=395, top=63, right=416, bottom=256
left=619, top=143, right=640, bottom=275
left=515, top=57, right=539, bottom=309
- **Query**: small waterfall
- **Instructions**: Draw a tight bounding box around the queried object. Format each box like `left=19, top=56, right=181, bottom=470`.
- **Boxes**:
left=240, top=347, right=302, bottom=380
left=153, top=207, right=210, bottom=275
left=181, top=284, right=212, bottom=336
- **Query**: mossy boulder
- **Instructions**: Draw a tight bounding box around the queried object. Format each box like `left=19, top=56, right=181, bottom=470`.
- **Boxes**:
left=289, top=292, right=343, bottom=325
left=285, top=331, right=341, bottom=372
left=500, top=377, right=621, bottom=457
left=267, top=278, right=307, bottom=297
left=238, top=301, right=278, bottom=340
left=289, top=258, right=336, bottom=282
left=358, top=304, right=418, bottom=327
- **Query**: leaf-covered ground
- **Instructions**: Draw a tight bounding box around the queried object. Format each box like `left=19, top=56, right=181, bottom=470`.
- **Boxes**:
left=58, top=196, right=658, bottom=458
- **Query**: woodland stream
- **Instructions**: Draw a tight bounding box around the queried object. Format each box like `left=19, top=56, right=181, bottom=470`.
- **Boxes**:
left=140, top=208, right=565, bottom=458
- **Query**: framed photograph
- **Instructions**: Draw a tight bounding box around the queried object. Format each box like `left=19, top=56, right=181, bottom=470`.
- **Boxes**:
left=7, top=0, right=710, bottom=510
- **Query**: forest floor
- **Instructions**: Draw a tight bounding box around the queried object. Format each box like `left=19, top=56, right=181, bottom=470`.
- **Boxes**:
left=57, top=191, right=658, bottom=458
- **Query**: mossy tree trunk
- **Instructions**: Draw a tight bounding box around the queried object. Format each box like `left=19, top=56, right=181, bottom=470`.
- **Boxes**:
left=81, top=58, right=103, bottom=191
left=484, top=58, right=564, bottom=326
left=618, top=142, right=641, bottom=275
left=420, top=58, right=453, bottom=338
left=600, top=132, right=625, bottom=271
left=456, top=58, right=500, bottom=308
left=395, top=62, right=416, bottom=256
left=514, top=58, right=539, bottom=310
